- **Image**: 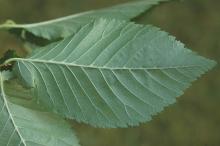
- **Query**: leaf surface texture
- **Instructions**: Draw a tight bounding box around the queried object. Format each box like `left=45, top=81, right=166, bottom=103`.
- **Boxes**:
left=11, top=19, right=216, bottom=128
left=0, top=72, right=80, bottom=146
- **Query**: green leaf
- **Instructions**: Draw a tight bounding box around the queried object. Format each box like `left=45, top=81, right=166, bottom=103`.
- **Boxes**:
left=0, top=72, right=80, bottom=146
left=0, top=0, right=168, bottom=41
left=8, top=19, right=216, bottom=128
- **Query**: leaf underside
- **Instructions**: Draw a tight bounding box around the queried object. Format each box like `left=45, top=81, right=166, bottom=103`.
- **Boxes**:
left=0, top=72, right=80, bottom=146
left=11, top=19, right=216, bottom=128
left=0, top=0, right=168, bottom=41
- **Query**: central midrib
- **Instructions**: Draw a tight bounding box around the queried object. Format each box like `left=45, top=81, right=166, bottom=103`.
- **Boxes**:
left=7, top=57, right=202, bottom=70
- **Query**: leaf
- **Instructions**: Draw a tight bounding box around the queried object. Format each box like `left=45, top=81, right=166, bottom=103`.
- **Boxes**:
left=8, top=19, right=216, bottom=128
left=0, top=71, right=80, bottom=146
left=0, top=0, right=168, bottom=41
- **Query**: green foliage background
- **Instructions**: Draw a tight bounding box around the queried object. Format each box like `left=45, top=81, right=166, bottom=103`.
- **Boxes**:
left=0, top=0, right=219, bottom=146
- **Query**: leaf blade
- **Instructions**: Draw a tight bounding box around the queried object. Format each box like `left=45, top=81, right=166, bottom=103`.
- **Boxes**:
left=10, top=19, right=216, bottom=128
left=0, top=71, right=80, bottom=146
left=0, top=0, right=168, bottom=40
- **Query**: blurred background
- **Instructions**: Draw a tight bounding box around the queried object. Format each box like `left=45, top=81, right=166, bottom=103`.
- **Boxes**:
left=0, top=0, right=219, bottom=146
